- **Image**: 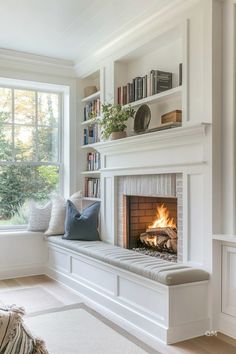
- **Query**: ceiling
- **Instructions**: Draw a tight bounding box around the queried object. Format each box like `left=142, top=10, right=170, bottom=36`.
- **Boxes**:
left=0, top=0, right=174, bottom=64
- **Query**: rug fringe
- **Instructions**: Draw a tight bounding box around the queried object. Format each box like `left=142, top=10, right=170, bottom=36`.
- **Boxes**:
left=1, top=303, right=25, bottom=316
left=33, top=338, right=49, bottom=354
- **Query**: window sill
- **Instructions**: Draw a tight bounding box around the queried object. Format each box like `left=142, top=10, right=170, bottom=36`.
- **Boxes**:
left=0, top=230, right=45, bottom=237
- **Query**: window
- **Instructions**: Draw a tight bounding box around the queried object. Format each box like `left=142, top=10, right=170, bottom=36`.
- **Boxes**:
left=0, top=86, right=62, bottom=227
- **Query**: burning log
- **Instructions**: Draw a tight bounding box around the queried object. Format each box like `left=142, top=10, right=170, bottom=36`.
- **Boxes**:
left=146, top=227, right=177, bottom=239
left=140, top=231, right=177, bottom=253
left=166, top=239, right=177, bottom=253
left=140, top=233, right=169, bottom=248
left=140, top=204, right=178, bottom=254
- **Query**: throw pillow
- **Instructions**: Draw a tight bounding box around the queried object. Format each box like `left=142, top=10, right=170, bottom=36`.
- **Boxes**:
left=63, top=200, right=100, bottom=241
left=45, top=191, right=83, bottom=236
left=28, top=200, right=52, bottom=232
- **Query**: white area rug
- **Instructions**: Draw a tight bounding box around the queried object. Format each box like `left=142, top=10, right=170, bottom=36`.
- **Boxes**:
left=0, top=287, right=63, bottom=313
left=25, top=304, right=158, bottom=354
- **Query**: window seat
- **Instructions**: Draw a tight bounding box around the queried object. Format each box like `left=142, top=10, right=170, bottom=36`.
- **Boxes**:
left=46, top=236, right=210, bottom=345
left=47, top=236, right=209, bottom=286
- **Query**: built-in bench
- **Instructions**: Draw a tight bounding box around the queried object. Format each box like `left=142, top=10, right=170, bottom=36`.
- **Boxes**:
left=46, top=236, right=210, bottom=347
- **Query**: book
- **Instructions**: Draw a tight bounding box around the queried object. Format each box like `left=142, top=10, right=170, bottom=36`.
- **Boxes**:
left=87, top=152, right=101, bottom=171
left=179, top=63, right=182, bottom=86
left=150, top=70, right=172, bottom=94
left=116, top=69, right=172, bottom=106
left=83, top=98, right=101, bottom=121
left=84, top=177, right=100, bottom=198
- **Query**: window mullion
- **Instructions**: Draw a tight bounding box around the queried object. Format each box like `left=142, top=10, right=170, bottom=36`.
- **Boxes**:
left=12, top=88, right=15, bottom=161
left=35, top=91, right=38, bottom=161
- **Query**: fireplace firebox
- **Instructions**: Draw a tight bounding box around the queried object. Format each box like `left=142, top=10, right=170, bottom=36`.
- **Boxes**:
left=123, top=195, right=178, bottom=261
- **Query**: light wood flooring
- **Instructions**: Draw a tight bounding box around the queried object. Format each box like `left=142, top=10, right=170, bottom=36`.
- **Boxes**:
left=0, top=275, right=235, bottom=354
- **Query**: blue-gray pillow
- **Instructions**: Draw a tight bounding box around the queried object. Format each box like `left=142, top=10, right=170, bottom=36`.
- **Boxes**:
left=63, top=200, right=100, bottom=241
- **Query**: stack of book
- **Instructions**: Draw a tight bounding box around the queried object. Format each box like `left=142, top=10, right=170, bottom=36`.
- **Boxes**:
left=85, top=177, right=100, bottom=198
left=117, top=70, right=172, bottom=105
left=83, top=125, right=99, bottom=145
left=87, top=152, right=101, bottom=171
left=84, top=98, right=101, bottom=121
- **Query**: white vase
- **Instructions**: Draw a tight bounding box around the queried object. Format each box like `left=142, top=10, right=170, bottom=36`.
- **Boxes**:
left=109, top=131, right=127, bottom=140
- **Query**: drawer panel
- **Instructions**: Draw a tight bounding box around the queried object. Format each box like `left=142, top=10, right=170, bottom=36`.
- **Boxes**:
left=71, top=256, right=116, bottom=295
left=48, top=247, right=70, bottom=273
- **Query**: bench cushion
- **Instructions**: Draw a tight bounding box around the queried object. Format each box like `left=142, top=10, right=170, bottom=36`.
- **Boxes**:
left=47, top=236, right=209, bottom=286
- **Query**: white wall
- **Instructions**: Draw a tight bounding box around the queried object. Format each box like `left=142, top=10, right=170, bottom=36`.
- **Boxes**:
left=0, top=232, right=46, bottom=279
left=0, top=51, right=79, bottom=276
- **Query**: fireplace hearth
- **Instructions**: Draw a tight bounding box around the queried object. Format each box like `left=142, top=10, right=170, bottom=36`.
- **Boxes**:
left=123, top=195, right=178, bottom=261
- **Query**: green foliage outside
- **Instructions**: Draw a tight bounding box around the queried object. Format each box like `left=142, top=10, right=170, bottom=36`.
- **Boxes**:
left=0, top=89, right=59, bottom=224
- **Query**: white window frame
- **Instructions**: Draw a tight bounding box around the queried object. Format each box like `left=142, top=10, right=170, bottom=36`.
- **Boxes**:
left=0, top=83, right=64, bottom=230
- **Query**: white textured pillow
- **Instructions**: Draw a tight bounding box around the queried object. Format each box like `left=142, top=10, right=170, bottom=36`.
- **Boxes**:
left=45, top=191, right=83, bottom=236
left=28, top=200, right=52, bottom=232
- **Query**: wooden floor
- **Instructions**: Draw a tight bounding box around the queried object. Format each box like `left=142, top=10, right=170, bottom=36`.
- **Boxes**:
left=0, top=275, right=235, bottom=354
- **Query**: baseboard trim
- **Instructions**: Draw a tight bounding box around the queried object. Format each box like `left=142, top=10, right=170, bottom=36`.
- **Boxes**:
left=218, top=313, right=236, bottom=340
left=0, top=264, right=46, bottom=280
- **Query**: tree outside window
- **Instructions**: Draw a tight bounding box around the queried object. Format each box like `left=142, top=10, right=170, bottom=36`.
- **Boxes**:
left=0, top=87, right=61, bottom=226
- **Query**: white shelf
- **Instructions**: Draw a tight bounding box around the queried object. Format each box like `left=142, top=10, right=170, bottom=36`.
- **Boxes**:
left=82, top=91, right=100, bottom=103
left=123, top=86, right=182, bottom=108
left=83, top=197, right=101, bottom=202
left=81, top=170, right=101, bottom=175
left=81, top=117, right=101, bottom=126
left=213, top=234, right=236, bottom=243
left=81, top=143, right=100, bottom=149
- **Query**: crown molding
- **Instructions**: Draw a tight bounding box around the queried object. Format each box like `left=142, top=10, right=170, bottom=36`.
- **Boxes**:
left=0, top=48, right=76, bottom=78
left=74, top=0, right=199, bottom=77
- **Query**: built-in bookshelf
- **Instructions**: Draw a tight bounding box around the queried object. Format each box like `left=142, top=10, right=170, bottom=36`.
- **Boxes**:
left=80, top=70, right=101, bottom=201
left=79, top=24, right=184, bottom=202
left=114, top=25, right=183, bottom=133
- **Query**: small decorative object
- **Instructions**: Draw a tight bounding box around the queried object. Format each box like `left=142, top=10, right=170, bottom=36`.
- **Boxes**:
left=90, top=103, right=135, bottom=141
left=84, top=86, right=97, bottom=98
left=109, top=131, right=127, bottom=140
left=161, top=110, right=182, bottom=124
left=134, top=104, right=151, bottom=133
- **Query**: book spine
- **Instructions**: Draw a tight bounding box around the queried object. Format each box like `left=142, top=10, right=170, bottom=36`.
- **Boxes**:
left=142, top=75, right=147, bottom=98
left=156, top=70, right=172, bottom=93
left=150, top=70, right=155, bottom=95
left=137, top=77, right=143, bottom=100
left=123, top=86, right=127, bottom=105
left=117, top=87, right=121, bottom=105
left=179, top=63, right=182, bottom=86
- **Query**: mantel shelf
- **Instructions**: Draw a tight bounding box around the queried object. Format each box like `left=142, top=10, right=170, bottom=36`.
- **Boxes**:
left=213, top=235, right=236, bottom=243
left=84, top=123, right=211, bottom=155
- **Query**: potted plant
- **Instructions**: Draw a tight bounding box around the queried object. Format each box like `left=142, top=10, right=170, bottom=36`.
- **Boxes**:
left=91, top=103, right=135, bottom=141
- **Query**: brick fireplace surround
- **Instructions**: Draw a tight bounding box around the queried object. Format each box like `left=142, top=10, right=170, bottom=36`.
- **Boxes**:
left=117, top=174, right=183, bottom=261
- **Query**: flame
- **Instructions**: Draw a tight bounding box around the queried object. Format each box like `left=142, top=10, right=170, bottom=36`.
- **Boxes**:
left=148, top=204, right=176, bottom=229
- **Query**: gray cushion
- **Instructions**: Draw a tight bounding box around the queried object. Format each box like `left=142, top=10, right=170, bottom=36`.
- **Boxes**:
left=47, top=236, right=209, bottom=286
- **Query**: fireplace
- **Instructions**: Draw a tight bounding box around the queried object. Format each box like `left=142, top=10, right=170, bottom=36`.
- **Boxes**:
left=123, top=195, right=178, bottom=261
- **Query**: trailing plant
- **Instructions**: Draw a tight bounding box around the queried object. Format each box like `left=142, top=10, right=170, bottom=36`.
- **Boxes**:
left=90, top=103, right=135, bottom=140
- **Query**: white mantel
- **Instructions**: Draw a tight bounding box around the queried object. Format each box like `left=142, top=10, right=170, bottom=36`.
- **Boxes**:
left=98, top=123, right=212, bottom=271
left=92, top=124, right=210, bottom=175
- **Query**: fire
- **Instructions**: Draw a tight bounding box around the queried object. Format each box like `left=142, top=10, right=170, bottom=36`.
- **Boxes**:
left=148, top=204, right=176, bottom=229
